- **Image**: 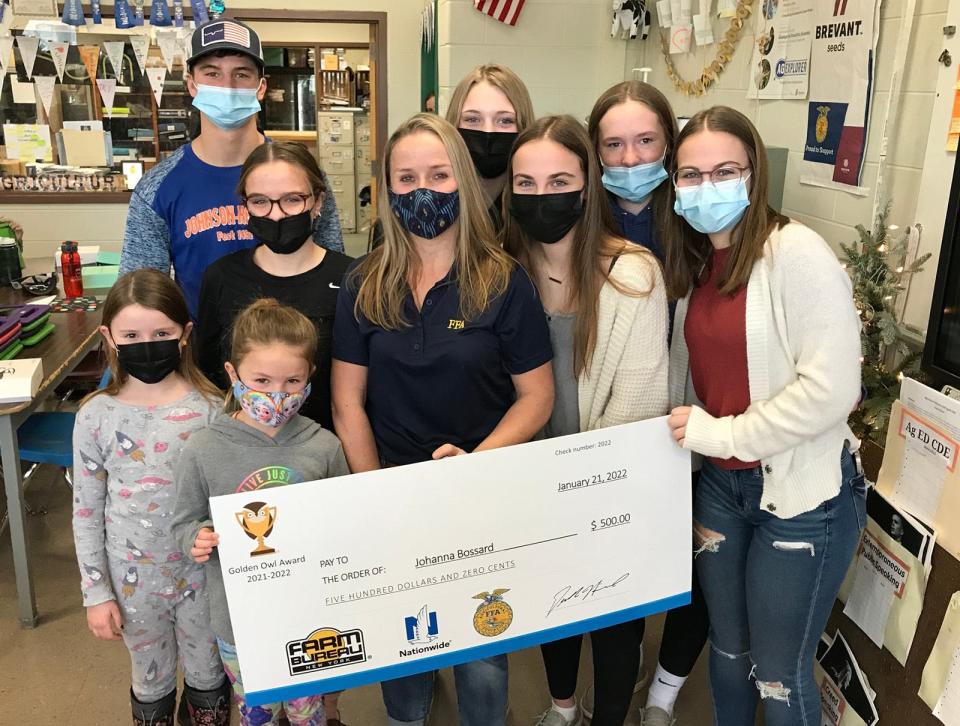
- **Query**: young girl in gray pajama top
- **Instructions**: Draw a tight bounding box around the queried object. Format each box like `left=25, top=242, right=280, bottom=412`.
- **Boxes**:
left=72, top=269, right=230, bottom=726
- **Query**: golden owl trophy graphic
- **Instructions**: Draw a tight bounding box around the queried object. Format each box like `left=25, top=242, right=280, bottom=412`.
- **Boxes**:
left=236, top=501, right=278, bottom=557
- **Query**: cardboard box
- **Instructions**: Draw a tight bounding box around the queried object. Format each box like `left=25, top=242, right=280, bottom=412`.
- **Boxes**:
left=0, top=158, right=26, bottom=176
left=0, top=358, right=43, bottom=403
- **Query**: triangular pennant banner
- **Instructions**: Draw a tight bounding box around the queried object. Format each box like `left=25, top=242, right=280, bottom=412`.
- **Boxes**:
left=147, top=67, right=166, bottom=106
left=103, top=41, right=126, bottom=79
left=173, top=0, right=184, bottom=27
left=181, top=28, right=193, bottom=68
left=0, top=36, right=13, bottom=78
left=96, top=78, right=117, bottom=117
left=91, top=0, right=104, bottom=24
left=157, top=30, right=178, bottom=72
left=48, top=41, right=69, bottom=82
left=191, top=0, right=209, bottom=24
left=17, top=36, right=39, bottom=80
left=79, top=45, right=100, bottom=86
left=130, top=35, right=149, bottom=75
left=35, top=76, right=57, bottom=118
left=61, top=0, right=86, bottom=26
left=151, top=0, right=172, bottom=26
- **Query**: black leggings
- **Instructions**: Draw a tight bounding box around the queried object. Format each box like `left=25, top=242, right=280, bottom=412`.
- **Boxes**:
left=539, top=618, right=645, bottom=726
left=658, top=470, right=710, bottom=677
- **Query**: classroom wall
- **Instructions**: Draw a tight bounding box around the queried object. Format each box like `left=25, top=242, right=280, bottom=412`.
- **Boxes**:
left=0, top=1, right=422, bottom=259
left=623, top=1, right=947, bottom=261
left=437, top=0, right=629, bottom=124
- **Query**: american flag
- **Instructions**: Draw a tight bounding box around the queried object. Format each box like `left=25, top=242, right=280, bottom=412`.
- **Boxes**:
left=473, top=0, right=526, bottom=26
left=202, top=21, right=251, bottom=49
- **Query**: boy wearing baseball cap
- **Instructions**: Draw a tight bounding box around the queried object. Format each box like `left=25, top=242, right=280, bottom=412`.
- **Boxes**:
left=120, top=19, right=345, bottom=321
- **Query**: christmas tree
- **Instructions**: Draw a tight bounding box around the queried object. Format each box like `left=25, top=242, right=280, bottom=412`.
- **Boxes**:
left=840, top=204, right=930, bottom=443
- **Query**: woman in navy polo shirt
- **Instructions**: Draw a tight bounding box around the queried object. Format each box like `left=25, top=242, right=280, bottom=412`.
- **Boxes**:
left=331, top=113, right=554, bottom=726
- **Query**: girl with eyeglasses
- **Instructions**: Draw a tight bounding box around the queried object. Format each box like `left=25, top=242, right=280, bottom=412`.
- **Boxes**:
left=664, top=106, right=865, bottom=726
left=195, top=142, right=353, bottom=436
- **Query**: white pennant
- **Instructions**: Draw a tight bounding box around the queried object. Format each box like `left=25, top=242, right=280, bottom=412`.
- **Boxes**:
left=0, top=36, right=13, bottom=78
left=35, top=76, right=57, bottom=118
left=129, top=35, right=149, bottom=74
left=16, top=36, right=39, bottom=80
left=96, top=78, right=117, bottom=116
left=103, top=40, right=126, bottom=78
left=157, top=29, right=178, bottom=73
left=48, top=40, right=69, bottom=82
left=147, top=66, right=166, bottom=106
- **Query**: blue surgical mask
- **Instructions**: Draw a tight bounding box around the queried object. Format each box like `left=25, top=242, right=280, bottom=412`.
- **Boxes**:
left=602, top=156, right=669, bottom=203
left=192, top=84, right=261, bottom=130
left=389, top=188, right=460, bottom=239
left=673, top=175, right=751, bottom=234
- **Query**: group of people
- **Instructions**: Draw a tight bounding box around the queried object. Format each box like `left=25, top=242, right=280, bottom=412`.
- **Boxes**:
left=72, top=17, right=867, bottom=726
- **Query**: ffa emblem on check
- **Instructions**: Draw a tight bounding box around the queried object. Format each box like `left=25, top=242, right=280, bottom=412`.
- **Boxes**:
left=236, top=501, right=278, bottom=557
left=472, top=589, right=513, bottom=637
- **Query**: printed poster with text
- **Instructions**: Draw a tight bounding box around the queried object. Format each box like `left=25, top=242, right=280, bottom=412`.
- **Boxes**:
left=800, top=0, right=881, bottom=193
left=747, top=0, right=813, bottom=100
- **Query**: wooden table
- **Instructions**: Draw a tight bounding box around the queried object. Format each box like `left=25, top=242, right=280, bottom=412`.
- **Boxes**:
left=0, top=283, right=104, bottom=627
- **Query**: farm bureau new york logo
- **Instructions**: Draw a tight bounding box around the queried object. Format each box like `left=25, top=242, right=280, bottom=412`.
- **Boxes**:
left=286, top=627, right=367, bottom=676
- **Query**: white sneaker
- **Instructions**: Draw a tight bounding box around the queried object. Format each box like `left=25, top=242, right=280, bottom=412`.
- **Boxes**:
left=639, top=706, right=676, bottom=726
left=580, top=650, right=649, bottom=720
left=534, top=705, right=584, bottom=726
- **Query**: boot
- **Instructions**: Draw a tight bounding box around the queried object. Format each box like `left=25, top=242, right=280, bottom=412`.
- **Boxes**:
left=132, top=688, right=177, bottom=726
left=182, top=678, right=231, bottom=726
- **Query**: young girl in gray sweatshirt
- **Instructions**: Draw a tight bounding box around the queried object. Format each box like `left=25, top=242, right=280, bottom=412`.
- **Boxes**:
left=172, top=299, right=349, bottom=726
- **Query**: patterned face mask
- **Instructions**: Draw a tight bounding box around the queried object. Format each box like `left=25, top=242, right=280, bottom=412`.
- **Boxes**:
left=388, top=187, right=461, bottom=239
left=232, top=379, right=311, bottom=428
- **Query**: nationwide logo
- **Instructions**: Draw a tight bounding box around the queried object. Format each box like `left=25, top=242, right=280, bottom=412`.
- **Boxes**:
left=399, top=604, right=451, bottom=658
left=775, top=58, right=809, bottom=79
left=286, top=627, right=367, bottom=676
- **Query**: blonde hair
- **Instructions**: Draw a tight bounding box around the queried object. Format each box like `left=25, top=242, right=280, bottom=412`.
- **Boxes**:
left=225, top=298, right=318, bottom=410
left=84, top=269, right=221, bottom=405
left=352, top=113, right=514, bottom=329
left=445, top=63, right=535, bottom=132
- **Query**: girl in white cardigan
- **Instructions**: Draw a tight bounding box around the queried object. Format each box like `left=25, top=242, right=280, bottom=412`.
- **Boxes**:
left=664, top=106, right=866, bottom=726
left=503, top=115, right=669, bottom=726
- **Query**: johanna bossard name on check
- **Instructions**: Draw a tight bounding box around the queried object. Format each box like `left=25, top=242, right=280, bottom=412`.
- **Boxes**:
left=210, top=417, right=692, bottom=707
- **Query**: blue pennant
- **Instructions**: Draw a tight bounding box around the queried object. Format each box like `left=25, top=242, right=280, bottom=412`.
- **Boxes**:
left=172, top=0, right=184, bottom=27
left=150, top=0, right=172, bottom=26
left=91, top=0, right=103, bottom=24
left=191, top=0, right=209, bottom=23
left=115, top=0, right=135, bottom=28
left=60, top=0, right=86, bottom=26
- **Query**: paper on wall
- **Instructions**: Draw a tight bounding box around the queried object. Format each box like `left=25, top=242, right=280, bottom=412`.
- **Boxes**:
left=878, top=378, right=960, bottom=560
left=717, top=0, right=736, bottom=17
left=921, top=592, right=960, bottom=724
left=16, top=35, right=39, bottom=79
left=0, top=36, right=13, bottom=78
left=670, top=23, right=693, bottom=53
left=2, top=123, right=53, bottom=162
left=34, top=76, right=56, bottom=118
left=657, top=0, right=673, bottom=27
left=693, top=14, right=714, bottom=45
left=11, top=78, right=36, bottom=104
left=843, top=530, right=900, bottom=647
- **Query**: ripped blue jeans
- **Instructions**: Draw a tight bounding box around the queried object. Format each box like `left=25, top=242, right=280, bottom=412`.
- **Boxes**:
left=694, top=448, right=866, bottom=726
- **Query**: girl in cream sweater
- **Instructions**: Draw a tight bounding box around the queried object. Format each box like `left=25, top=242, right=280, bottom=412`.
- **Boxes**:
left=503, top=114, right=668, bottom=726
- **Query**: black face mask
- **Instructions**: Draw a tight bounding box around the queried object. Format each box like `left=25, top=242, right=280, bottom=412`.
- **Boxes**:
left=247, top=211, right=313, bottom=255
left=115, top=339, right=182, bottom=385
left=508, top=190, right=585, bottom=244
left=458, top=128, right=518, bottom=179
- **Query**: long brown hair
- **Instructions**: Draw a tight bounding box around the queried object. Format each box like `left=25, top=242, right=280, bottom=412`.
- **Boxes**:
left=502, top=115, right=655, bottom=377
left=236, top=141, right=328, bottom=200
left=588, top=81, right=679, bottom=227
left=664, top=106, right=789, bottom=299
left=224, top=298, right=318, bottom=411
left=446, top=63, right=535, bottom=131
left=84, top=269, right=221, bottom=404
left=352, top=113, right=514, bottom=329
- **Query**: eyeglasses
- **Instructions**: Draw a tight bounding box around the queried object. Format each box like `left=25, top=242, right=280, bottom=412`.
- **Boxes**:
left=11, top=272, right=58, bottom=296
left=243, top=193, right=314, bottom=218
left=672, top=164, right=751, bottom=188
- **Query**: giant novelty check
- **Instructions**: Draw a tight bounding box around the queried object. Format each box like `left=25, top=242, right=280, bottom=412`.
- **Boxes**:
left=211, top=417, right=692, bottom=706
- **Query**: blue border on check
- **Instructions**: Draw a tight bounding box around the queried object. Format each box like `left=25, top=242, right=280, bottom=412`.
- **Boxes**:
left=244, top=590, right=691, bottom=707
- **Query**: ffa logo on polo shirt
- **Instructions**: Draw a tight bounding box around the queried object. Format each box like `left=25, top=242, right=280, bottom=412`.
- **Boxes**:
left=447, top=319, right=464, bottom=330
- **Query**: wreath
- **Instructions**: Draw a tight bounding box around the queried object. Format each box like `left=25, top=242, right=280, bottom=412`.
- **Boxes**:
left=660, top=0, right=755, bottom=97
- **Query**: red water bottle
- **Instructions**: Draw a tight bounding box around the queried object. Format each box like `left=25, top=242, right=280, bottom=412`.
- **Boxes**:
left=61, top=241, right=83, bottom=298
